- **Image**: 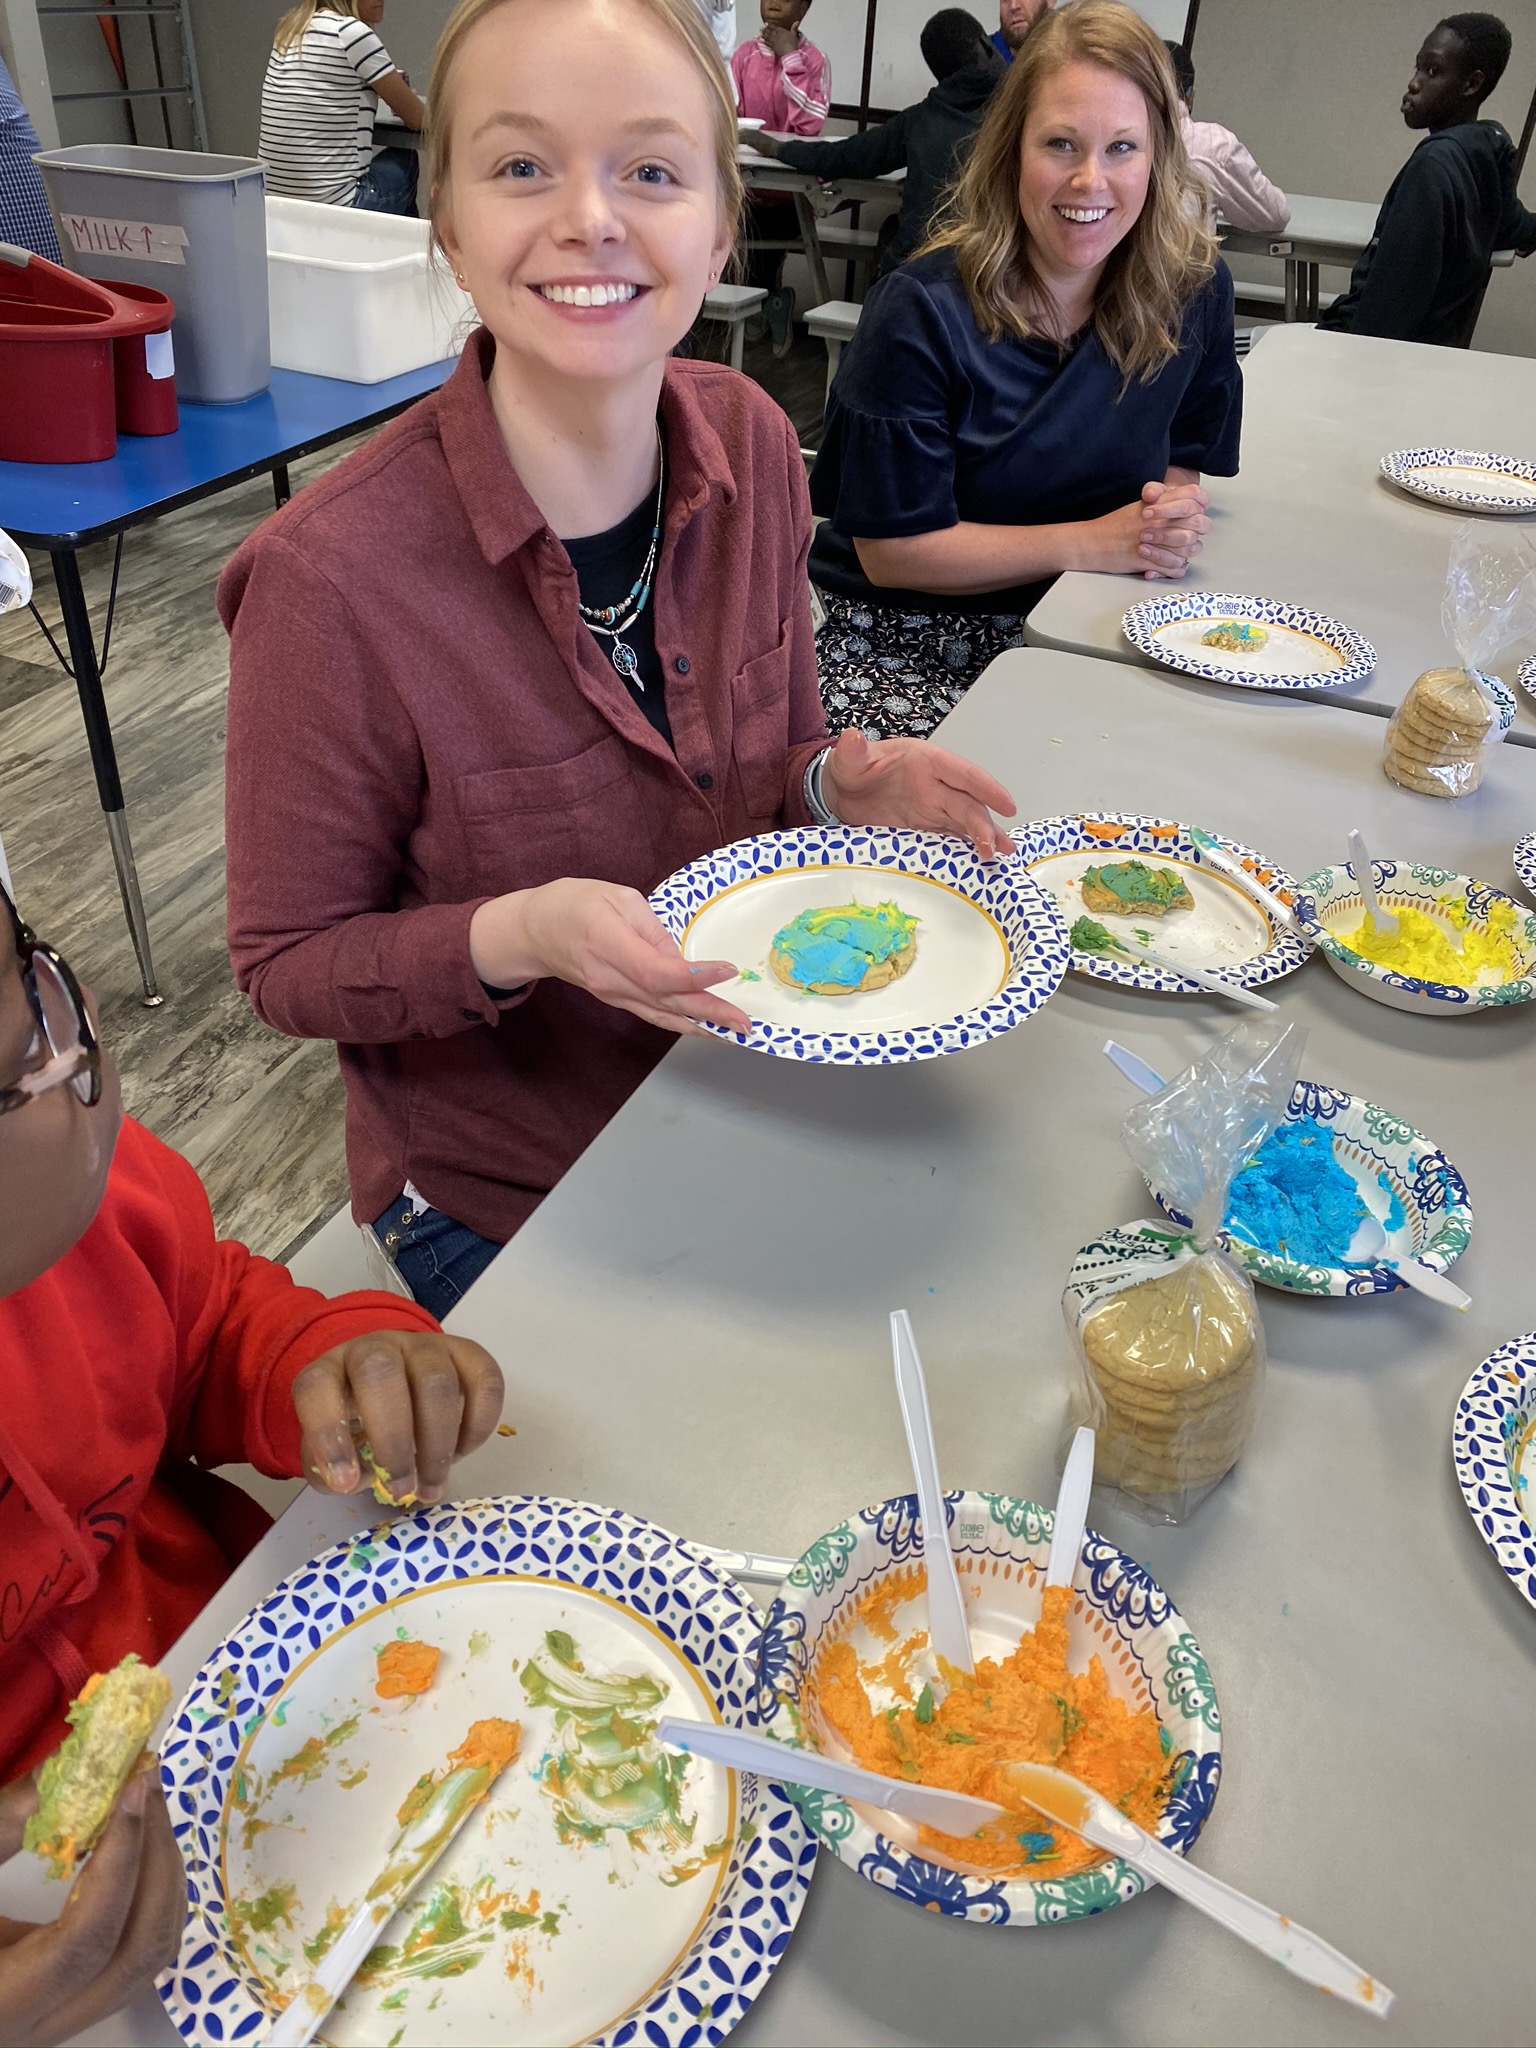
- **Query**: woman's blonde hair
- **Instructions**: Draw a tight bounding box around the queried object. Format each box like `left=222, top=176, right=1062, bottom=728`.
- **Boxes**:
left=924, top=0, right=1215, bottom=382
left=273, top=0, right=359, bottom=57
left=425, top=0, right=743, bottom=254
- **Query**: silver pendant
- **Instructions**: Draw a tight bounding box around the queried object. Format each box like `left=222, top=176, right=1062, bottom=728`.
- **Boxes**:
left=611, top=640, right=641, bottom=686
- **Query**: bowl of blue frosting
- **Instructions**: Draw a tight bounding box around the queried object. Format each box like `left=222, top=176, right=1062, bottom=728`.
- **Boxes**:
left=1141, top=1081, right=1473, bottom=1298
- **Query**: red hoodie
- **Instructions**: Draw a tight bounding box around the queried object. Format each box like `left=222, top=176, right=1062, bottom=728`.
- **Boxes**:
left=0, top=1117, right=438, bottom=1782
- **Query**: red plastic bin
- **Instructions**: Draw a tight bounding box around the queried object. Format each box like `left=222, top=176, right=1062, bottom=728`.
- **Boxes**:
left=0, top=242, right=175, bottom=462
left=94, top=277, right=178, bottom=436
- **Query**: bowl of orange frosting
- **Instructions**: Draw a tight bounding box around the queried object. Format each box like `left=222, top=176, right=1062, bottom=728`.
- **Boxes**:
left=1295, top=862, right=1536, bottom=1016
left=753, top=1490, right=1221, bottom=1925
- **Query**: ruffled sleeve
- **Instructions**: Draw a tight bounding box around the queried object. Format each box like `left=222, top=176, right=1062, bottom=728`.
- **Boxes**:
left=809, top=268, right=964, bottom=539
left=1168, top=263, right=1243, bottom=477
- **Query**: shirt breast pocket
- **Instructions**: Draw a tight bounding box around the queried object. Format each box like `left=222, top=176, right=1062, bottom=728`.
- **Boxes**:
left=455, top=735, right=639, bottom=894
left=732, top=625, right=793, bottom=824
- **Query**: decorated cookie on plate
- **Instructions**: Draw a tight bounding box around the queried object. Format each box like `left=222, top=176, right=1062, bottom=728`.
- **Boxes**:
left=1121, top=591, right=1375, bottom=692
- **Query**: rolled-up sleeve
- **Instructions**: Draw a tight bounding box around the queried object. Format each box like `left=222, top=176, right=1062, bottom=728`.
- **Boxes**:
left=222, top=536, right=523, bottom=1045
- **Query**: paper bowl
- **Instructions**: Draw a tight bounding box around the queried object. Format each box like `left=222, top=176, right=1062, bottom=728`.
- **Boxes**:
left=1143, top=1079, right=1473, bottom=1297
left=1294, top=862, right=1536, bottom=1015
left=754, top=1490, right=1221, bottom=1927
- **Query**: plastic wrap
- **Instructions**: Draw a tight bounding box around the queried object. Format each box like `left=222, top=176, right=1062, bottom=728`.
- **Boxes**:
left=1062, top=1017, right=1306, bottom=1523
left=1384, top=524, right=1536, bottom=798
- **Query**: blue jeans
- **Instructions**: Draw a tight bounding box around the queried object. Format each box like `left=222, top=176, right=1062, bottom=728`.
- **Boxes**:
left=353, top=146, right=419, bottom=216
left=373, top=1195, right=500, bottom=1320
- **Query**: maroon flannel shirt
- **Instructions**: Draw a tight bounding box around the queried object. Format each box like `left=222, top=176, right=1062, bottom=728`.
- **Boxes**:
left=222, top=332, right=828, bottom=1243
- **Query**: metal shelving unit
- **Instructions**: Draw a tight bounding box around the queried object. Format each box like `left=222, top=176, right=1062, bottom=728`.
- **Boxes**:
left=36, top=0, right=205, bottom=150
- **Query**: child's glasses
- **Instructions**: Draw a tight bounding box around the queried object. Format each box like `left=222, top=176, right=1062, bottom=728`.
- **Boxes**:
left=0, top=887, right=101, bottom=1115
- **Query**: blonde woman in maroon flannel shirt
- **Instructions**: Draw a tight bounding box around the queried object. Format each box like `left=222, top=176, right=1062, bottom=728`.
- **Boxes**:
left=223, top=0, right=1015, bottom=1315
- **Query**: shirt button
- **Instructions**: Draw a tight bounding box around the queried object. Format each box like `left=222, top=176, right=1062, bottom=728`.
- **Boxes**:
left=675, top=655, right=691, bottom=674
left=461, top=1007, right=479, bottom=1021
left=696, top=770, right=714, bottom=790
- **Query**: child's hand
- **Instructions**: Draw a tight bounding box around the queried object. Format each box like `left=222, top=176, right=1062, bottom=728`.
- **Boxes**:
left=0, top=1767, right=185, bottom=2046
left=293, top=1331, right=505, bottom=1505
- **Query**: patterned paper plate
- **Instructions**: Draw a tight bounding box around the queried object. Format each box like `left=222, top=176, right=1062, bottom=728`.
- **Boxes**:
left=1121, top=590, right=1375, bottom=691
left=157, top=1498, right=815, bottom=2048
left=1453, top=1333, right=1536, bottom=1614
left=1296, top=862, right=1536, bottom=1015
left=755, top=1489, right=1221, bottom=1926
left=1144, top=1079, right=1473, bottom=1297
left=1016, top=814, right=1311, bottom=995
left=1515, top=830, right=1536, bottom=902
left=649, top=826, right=1069, bottom=1064
left=1519, top=655, right=1536, bottom=713
left=1381, top=447, right=1536, bottom=515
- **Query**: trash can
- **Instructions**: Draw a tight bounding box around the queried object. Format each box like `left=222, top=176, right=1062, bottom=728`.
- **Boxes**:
left=33, top=144, right=269, bottom=403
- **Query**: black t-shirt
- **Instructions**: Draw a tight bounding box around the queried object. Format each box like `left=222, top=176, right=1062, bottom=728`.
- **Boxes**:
left=564, top=492, right=672, bottom=746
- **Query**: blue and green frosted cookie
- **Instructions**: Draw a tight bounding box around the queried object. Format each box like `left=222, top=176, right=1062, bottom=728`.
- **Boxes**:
left=769, top=899, right=919, bottom=995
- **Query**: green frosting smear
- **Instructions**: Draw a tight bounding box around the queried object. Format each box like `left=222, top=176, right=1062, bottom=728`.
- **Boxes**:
left=521, top=1630, right=693, bottom=1853
left=1082, top=860, right=1189, bottom=909
left=771, top=899, right=918, bottom=990
left=1069, top=915, right=1131, bottom=955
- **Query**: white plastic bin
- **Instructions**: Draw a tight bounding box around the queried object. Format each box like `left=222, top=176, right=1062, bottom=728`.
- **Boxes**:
left=265, top=196, right=473, bottom=383
left=33, top=144, right=269, bottom=403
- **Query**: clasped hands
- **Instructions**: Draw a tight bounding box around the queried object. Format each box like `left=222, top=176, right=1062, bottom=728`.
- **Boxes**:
left=468, top=729, right=1015, bottom=1039
left=1106, top=476, right=1211, bottom=581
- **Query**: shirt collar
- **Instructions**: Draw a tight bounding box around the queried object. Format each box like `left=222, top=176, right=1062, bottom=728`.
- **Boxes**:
left=439, top=327, right=738, bottom=564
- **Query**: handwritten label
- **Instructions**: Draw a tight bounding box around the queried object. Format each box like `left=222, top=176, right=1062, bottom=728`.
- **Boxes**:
left=64, top=215, right=188, bottom=265
left=144, top=330, right=175, bottom=380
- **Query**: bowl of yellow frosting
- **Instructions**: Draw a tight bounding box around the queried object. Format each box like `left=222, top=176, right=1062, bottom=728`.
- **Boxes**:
left=1295, top=861, right=1536, bottom=1014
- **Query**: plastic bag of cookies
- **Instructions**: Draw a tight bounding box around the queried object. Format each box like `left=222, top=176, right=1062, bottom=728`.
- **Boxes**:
left=1383, top=524, right=1536, bottom=799
left=1061, top=1017, right=1306, bottom=1523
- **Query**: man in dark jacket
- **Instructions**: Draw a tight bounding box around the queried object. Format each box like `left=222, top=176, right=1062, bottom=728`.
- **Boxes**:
left=745, top=9, right=1003, bottom=277
left=1320, top=11, right=1536, bottom=347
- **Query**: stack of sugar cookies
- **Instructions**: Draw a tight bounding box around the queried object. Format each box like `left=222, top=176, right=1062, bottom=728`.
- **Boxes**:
left=1076, top=1255, right=1260, bottom=1505
left=1383, top=667, right=1494, bottom=798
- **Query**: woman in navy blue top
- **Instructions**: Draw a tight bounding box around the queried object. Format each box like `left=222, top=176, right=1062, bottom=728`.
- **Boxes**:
left=810, top=0, right=1241, bottom=737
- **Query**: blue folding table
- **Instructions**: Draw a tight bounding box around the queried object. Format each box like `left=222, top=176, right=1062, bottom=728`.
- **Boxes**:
left=0, top=358, right=454, bottom=1003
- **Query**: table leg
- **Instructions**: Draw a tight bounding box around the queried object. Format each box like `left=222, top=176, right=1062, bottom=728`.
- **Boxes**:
left=729, top=319, right=745, bottom=373
left=48, top=548, right=162, bottom=1007
left=1284, top=257, right=1298, bottom=322
left=793, top=190, right=831, bottom=308
left=273, top=464, right=292, bottom=509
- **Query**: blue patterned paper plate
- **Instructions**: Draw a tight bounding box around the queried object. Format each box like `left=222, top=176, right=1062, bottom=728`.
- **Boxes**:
left=649, top=827, right=1070, bottom=1065
left=1016, top=813, right=1311, bottom=995
left=1144, top=1079, right=1473, bottom=1298
left=1453, top=1334, right=1536, bottom=1614
left=756, top=1489, right=1221, bottom=1927
left=1296, top=862, right=1536, bottom=1015
left=1121, top=590, right=1375, bottom=691
left=156, top=1497, right=815, bottom=2048
left=1515, top=831, right=1536, bottom=902
left=1380, top=447, right=1536, bottom=515
left=1519, top=655, right=1536, bottom=714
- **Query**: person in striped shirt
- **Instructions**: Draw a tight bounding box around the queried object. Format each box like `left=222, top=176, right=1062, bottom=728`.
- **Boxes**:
left=259, top=0, right=426, bottom=214
left=733, top=0, right=829, bottom=350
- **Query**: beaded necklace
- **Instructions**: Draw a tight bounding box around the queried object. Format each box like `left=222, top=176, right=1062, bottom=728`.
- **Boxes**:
left=575, top=423, right=664, bottom=687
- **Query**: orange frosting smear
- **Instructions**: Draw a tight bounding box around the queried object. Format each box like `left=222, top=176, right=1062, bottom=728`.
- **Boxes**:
left=374, top=1639, right=442, bottom=1699
left=448, top=1718, right=522, bottom=1776
left=806, top=1585, right=1171, bottom=1877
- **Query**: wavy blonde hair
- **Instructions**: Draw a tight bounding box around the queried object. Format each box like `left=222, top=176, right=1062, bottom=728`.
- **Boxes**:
left=924, top=0, right=1216, bottom=382
left=425, top=0, right=743, bottom=255
left=273, top=1, right=360, bottom=57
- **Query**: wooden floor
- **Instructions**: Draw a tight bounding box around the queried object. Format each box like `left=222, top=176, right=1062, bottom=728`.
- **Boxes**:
left=0, top=329, right=831, bottom=1261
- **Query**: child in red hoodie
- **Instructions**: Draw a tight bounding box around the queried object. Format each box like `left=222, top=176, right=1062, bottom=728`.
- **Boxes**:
left=0, top=878, right=504, bottom=2043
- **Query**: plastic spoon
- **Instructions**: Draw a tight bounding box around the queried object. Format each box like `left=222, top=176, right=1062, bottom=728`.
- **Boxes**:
left=1189, top=827, right=1302, bottom=935
left=1078, top=926, right=1278, bottom=1011
left=890, top=1309, right=974, bottom=1675
left=1045, top=1427, right=1095, bottom=1590
left=1347, top=828, right=1398, bottom=940
left=1103, top=1040, right=1167, bottom=1096
left=1345, top=1214, right=1471, bottom=1309
left=1000, top=1761, right=1394, bottom=2020
left=656, top=1715, right=1003, bottom=1836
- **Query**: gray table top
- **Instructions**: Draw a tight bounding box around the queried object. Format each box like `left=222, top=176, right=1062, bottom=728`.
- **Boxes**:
left=73, top=650, right=1536, bottom=2047
left=1025, top=323, right=1536, bottom=745
left=1217, top=192, right=1379, bottom=263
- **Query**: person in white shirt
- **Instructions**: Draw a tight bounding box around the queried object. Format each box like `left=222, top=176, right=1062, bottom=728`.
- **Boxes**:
left=698, top=0, right=736, bottom=58
left=1165, top=38, right=1288, bottom=234
left=260, top=0, right=425, bottom=213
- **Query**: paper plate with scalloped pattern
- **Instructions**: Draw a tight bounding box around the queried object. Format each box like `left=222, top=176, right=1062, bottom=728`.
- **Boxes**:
left=1381, top=447, right=1536, bottom=515
left=1515, top=831, right=1536, bottom=903
left=1453, top=1334, right=1536, bottom=1614
left=157, top=1497, right=814, bottom=2047
left=649, top=827, right=1069, bottom=1064
left=1122, top=591, right=1375, bottom=690
left=755, top=1489, right=1221, bottom=1927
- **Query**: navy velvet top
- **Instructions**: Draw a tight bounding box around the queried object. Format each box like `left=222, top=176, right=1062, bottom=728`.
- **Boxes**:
left=808, top=248, right=1244, bottom=616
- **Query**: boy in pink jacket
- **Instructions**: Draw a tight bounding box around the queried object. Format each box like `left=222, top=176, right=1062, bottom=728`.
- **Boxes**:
left=734, top=0, right=831, bottom=351
left=1166, top=39, right=1289, bottom=235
